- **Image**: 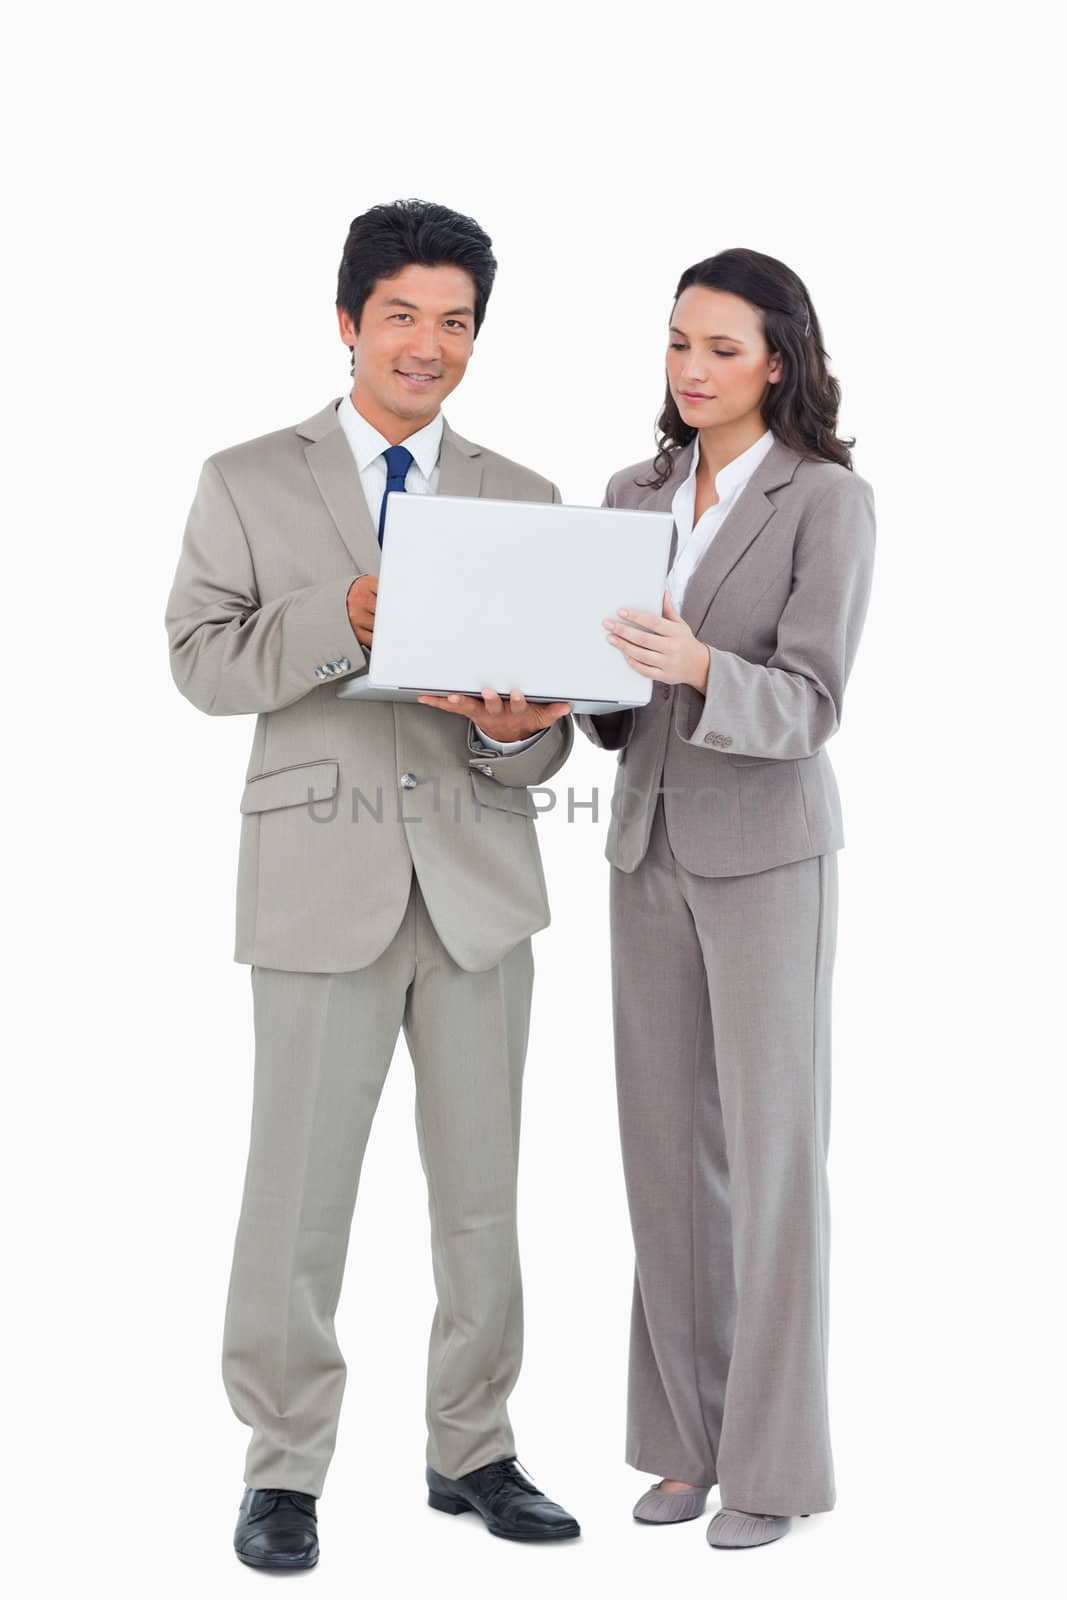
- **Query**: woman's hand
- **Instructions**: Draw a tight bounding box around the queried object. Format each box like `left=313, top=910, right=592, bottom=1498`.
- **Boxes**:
left=604, top=591, right=712, bottom=692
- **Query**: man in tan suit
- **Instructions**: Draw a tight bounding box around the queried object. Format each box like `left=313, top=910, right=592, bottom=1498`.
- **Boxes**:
left=165, top=200, right=579, bottom=1570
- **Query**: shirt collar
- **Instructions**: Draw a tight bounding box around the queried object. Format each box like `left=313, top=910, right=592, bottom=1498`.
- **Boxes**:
left=685, top=427, right=775, bottom=500
left=335, top=393, right=444, bottom=481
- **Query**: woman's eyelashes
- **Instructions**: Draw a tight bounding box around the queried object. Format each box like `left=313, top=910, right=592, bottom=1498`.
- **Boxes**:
left=669, top=343, right=736, bottom=357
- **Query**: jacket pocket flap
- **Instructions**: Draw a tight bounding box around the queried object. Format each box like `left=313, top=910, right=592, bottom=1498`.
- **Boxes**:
left=241, top=759, right=339, bottom=814
left=469, top=768, right=537, bottom=818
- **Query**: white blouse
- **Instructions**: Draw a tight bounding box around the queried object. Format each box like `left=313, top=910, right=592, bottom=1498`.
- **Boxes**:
left=667, top=428, right=775, bottom=608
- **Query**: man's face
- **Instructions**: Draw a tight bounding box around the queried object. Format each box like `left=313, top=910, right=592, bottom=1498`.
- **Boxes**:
left=337, top=263, right=477, bottom=436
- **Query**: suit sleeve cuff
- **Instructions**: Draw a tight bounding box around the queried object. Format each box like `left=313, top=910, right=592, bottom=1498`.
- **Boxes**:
left=673, top=652, right=744, bottom=752
left=471, top=723, right=547, bottom=754
left=305, top=576, right=368, bottom=685
left=466, top=716, right=570, bottom=786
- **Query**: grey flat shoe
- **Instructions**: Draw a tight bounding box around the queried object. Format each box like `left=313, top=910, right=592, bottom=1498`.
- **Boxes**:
left=633, top=1481, right=710, bottom=1523
left=707, top=1508, right=790, bottom=1547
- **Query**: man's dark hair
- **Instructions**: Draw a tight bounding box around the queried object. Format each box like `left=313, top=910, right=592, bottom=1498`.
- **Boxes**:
left=336, top=199, right=497, bottom=374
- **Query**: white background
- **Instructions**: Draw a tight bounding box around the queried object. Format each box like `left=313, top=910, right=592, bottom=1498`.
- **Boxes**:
left=5, top=3, right=1063, bottom=1596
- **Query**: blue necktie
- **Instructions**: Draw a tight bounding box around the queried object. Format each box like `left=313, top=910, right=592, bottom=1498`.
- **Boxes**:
left=378, top=445, right=414, bottom=547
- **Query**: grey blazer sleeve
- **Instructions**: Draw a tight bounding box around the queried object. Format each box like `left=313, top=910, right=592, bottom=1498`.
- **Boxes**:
left=574, top=475, right=637, bottom=753
left=575, top=707, right=634, bottom=750
left=165, top=458, right=366, bottom=715
left=675, top=474, right=876, bottom=759
left=467, top=715, right=574, bottom=787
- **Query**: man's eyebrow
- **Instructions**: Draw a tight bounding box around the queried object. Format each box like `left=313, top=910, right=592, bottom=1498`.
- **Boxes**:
left=382, top=297, right=474, bottom=316
left=669, top=325, right=745, bottom=343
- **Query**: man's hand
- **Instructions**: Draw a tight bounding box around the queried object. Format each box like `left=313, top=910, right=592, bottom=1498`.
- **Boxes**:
left=603, top=590, right=712, bottom=693
left=346, top=575, right=378, bottom=649
left=416, top=687, right=571, bottom=741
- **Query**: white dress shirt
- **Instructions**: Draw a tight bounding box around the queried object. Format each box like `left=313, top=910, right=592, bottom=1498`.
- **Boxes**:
left=667, top=429, right=775, bottom=608
left=335, top=396, right=540, bottom=753
left=336, top=392, right=443, bottom=508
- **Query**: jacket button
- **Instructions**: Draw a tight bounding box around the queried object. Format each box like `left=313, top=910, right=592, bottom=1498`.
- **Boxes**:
left=400, top=772, right=417, bottom=790
left=660, top=684, right=671, bottom=700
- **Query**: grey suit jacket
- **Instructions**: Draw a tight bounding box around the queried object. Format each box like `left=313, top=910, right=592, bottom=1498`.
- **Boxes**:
left=576, top=436, right=875, bottom=876
left=166, top=398, right=573, bottom=973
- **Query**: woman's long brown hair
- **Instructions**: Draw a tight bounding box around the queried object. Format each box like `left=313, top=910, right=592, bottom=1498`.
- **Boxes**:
left=639, top=247, right=855, bottom=488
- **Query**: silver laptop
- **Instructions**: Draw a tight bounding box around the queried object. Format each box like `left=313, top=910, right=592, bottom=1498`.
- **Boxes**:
left=336, top=492, right=674, bottom=715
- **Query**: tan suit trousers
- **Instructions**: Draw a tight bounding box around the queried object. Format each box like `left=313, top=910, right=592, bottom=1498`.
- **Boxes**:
left=221, top=869, right=532, bottom=1495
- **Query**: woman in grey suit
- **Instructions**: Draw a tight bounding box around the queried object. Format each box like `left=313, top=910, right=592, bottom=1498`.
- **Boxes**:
left=576, top=248, right=875, bottom=1550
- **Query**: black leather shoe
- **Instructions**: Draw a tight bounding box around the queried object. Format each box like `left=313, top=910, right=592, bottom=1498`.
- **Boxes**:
left=233, top=1486, right=319, bottom=1571
left=427, top=1458, right=580, bottom=1541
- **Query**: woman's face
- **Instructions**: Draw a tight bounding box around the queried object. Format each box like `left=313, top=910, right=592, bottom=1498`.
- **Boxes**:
left=666, top=286, right=781, bottom=431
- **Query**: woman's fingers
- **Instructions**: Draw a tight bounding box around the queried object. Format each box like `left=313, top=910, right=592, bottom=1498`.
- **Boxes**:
left=614, top=606, right=672, bottom=633
left=605, top=619, right=672, bottom=649
left=616, top=641, right=665, bottom=668
left=608, top=632, right=667, bottom=662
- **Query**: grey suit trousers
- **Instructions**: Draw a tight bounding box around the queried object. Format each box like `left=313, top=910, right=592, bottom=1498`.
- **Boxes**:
left=610, top=797, right=838, bottom=1515
left=221, top=870, right=532, bottom=1496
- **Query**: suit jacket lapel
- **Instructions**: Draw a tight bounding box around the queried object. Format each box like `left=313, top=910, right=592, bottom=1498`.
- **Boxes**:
left=675, top=438, right=802, bottom=637
left=640, top=441, right=693, bottom=574
left=438, top=417, right=484, bottom=498
left=298, top=399, right=382, bottom=575
left=295, top=404, right=487, bottom=578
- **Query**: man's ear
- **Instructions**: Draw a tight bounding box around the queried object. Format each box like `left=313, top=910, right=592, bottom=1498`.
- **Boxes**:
left=336, top=305, right=359, bottom=350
